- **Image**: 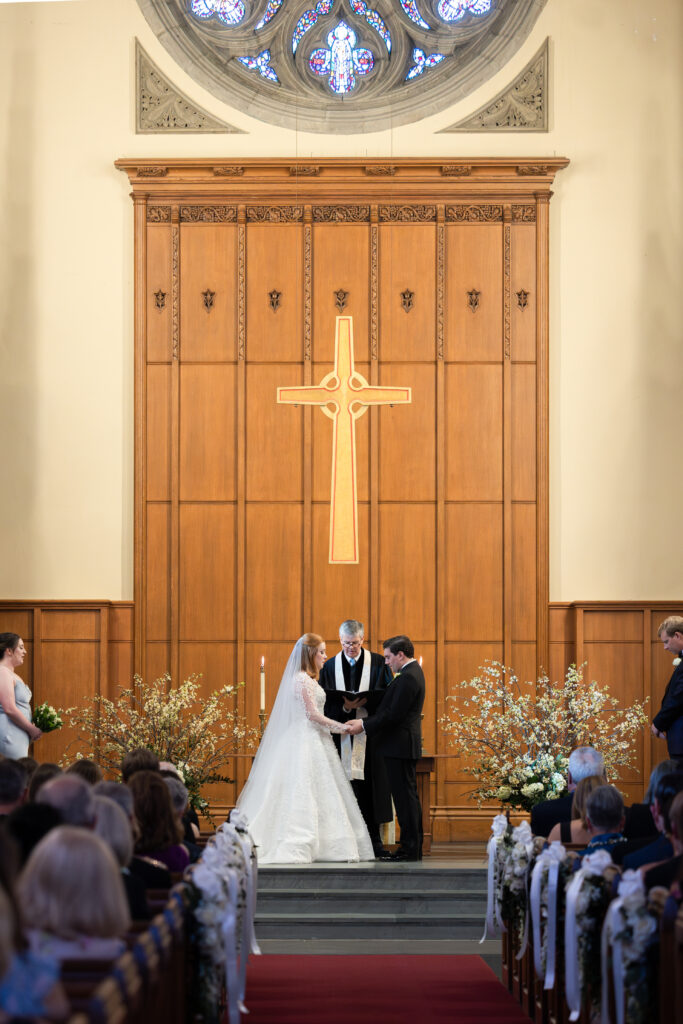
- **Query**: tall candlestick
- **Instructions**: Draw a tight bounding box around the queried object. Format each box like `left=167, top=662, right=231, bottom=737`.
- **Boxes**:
left=260, top=656, right=266, bottom=711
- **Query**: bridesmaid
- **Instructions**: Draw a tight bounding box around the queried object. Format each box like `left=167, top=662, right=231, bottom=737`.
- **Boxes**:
left=0, top=633, right=41, bottom=758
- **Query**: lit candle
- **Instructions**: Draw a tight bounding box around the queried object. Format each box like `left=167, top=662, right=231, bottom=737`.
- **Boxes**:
left=419, top=656, right=423, bottom=667
left=260, top=656, right=266, bottom=711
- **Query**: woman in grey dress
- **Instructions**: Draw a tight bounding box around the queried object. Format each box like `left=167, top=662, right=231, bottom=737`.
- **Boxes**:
left=0, top=633, right=41, bottom=758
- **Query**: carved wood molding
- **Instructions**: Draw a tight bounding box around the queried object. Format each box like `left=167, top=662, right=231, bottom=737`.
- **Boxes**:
left=378, top=205, right=436, bottom=222
left=312, top=206, right=370, bottom=222
left=246, top=206, right=304, bottom=222
left=213, top=166, right=245, bottom=176
left=512, top=204, right=536, bottom=222
left=179, top=206, right=238, bottom=222
left=446, top=205, right=503, bottom=222
left=147, top=206, right=171, bottom=222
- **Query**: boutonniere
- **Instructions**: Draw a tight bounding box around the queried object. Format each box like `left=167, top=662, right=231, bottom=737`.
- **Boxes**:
left=674, top=658, right=681, bottom=666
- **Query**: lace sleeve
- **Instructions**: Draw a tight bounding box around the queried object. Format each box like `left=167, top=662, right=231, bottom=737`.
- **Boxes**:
left=296, top=676, right=349, bottom=734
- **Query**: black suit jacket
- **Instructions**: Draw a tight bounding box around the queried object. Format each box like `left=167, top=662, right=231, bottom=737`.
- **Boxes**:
left=363, top=660, right=424, bottom=759
left=653, top=660, right=683, bottom=756
left=530, top=793, right=573, bottom=838
left=319, top=649, right=390, bottom=725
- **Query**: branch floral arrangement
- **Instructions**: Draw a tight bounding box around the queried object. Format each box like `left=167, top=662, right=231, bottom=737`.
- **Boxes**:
left=439, top=662, right=649, bottom=811
left=60, top=674, right=258, bottom=819
left=32, top=703, right=63, bottom=733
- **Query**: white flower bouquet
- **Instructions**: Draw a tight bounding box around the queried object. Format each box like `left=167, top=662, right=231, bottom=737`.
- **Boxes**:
left=32, top=703, right=63, bottom=733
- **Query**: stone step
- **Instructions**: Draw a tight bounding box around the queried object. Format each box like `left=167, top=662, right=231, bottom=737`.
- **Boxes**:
left=256, top=887, right=486, bottom=915
left=255, top=910, right=485, bottom=940
left=257, top=866, right=488, bottom=893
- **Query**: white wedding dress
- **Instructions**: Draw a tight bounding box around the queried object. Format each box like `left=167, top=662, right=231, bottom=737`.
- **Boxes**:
left=236, top=648, right=374, bottom=865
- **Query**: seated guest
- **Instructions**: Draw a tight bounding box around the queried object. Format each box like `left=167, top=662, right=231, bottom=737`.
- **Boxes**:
left=129, top=770, right=189, bottom=873
left=36, top=774, right=95, bottom=827
left=163, top=776, right=201, bottom=862
left=0, top=886, right=69, bottom=1019
left=18, top=826, right=130, bottom=960
left=160, top=764, right=201, bottom=840
left=93, top=795, right=150, bottom=920
left=121, top=747, right=159, bottom=783
left=66, top=758, right=103, bottom=786
left=578, top=784, right=627, bottom=860
left=0, top=761, right=29, bottom=816
left=17, top=756, right=37, bottom=780
left=531, top=746, right=605, bottom=837
left=95, top=781, right=172, bottom=888
left=623, top=758, right=679, bottom=840
left=623, top=771, right=683, bottom=870
left=547, top=775, right=606, bottom=846
left=27, top=763, right=62, bottom=802
left=644, top=790, right=683, bottom=890
left=3, top=803, right=63, bottom=867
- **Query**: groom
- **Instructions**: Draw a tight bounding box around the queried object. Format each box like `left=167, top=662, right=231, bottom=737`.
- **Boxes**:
left=319, top=619, right=393, bottom=856
left=348, top=635, right=425, bottom=861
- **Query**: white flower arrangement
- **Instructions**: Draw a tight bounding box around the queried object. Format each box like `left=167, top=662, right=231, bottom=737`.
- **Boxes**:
left=565, top=850, right=616, bottom=1016
left=605, top=871, right=659, bottom=1024
left=32, top=703, right=63, bottom=733
left=440, top=662, right=649, bottom=811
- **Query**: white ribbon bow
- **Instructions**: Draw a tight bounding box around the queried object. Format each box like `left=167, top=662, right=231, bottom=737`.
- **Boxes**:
left=529, top=842, right=566, bottom=979
left=481, top=814, right=509, bottom=942
left=564, top=850, right=613, bottom=1019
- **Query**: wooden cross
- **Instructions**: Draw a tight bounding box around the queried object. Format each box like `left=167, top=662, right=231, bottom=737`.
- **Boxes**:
left=278, top=316, right=411, bottom=564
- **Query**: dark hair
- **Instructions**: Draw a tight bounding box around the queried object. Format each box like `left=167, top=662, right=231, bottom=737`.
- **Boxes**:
left=0, top=634, right=20, bottom=660
left=0, top=761, right=28, bottom=805
left=654, top=772, right=683, bottom=834
left=66, top=758, right=103, bottom=786
left=17, top=757, right=38, bottom=780
left=27, top=763, right=62, bottom=803
left=0, top=829, right=24, bottom=951
left=4, top=803, right=63, bottom=867
left=382, top=635, right=414, bottom=659
left=128, top=770, right=183, bottom=853
left=121, top=748, right=159, bottom=783
left=645, top=759, right=681, bottom=804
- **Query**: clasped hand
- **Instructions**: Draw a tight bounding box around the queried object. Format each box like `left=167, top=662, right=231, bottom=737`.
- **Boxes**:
left=345, top=720, right=364, bottom=735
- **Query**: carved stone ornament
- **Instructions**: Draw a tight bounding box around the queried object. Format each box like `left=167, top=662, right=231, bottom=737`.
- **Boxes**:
left=335, top=289, right=349, bottom=313
left=401, top=290, right=414, bottom=313
left=312, top=206, right=370, bottom=223
left=517, top=289, right=530, bottom=311
left=440, top=38, right=548, bottom=133
left=135, top=1, right=549, bottom=134
left=180, top=206, right=238, bottom=222
left=447, top=205, right=503, bottom=222
left=269, top=289, right=282, bottom=312
left=203, top=289, right=216, bottom=312
left=379, top=205, right=436, bottom=222
left=467, top=289, right=481, bottom=313
left=154, top=289, right=166, bottom=311
left=136, top=40, right=244, bottom=134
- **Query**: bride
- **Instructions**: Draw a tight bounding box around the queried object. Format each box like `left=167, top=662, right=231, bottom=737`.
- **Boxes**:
left=236, top=633, right=374, bottom=864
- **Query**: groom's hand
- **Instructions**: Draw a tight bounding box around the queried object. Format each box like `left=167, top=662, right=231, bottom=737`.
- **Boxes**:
left=347, top=720, right=364, bottom=735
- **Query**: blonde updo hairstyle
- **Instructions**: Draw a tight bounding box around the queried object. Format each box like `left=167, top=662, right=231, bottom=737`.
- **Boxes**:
left=571, top=775, right=607, bottom=828
left=300, top=633, right=324, bottom=679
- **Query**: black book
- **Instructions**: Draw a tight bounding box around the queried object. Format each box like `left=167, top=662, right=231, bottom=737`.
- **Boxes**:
left=322, top=688, right=386, bottom=712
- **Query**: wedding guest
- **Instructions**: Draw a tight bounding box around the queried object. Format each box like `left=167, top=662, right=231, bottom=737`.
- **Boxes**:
left=622, top=771, right=683, bottom=870
left=37, top=774, right=95, bottom=827
left=17, top=755, right=37, bottom=780
left=0, top=760, right=29, bottom=816
left=94, top=781, right=172, bottom=888
left=128, top=770, right=189, bottom=873
left=0, top=634, right=41, bottom=759
left=531, top=746, right=605, bottom=837
left=27, top=762, right=62, bottom=802
left=163, top=776, right=201, bottom=862
left=643, top=790, right=683, bottom=890
left=547, top=775, right=606, bottom=846
left=93, top=795, right=150, bottom=920
left=577, top=785, right=627, bottom=860
left=18, top=826, right=130, bottom=960
left=622, top=758, right=679, bottom=841
left=66, top=758, right=103, bottom=786
left=3, top=803, right=63, bottom=866
left=121, top=748, right=159, bottom=783
left=0, top=885, right=69, bottom=1019
left=160, top=765, right=201, bottom=840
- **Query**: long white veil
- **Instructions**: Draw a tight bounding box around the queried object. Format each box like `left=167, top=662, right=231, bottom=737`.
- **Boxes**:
left=235, top=637, right=306, bottom=819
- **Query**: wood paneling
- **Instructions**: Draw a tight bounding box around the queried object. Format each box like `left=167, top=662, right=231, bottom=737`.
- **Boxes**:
left=311, top=503, right=370, bottom=640
left=511, top=224, right=536, bottom=362
left=446, top=503, right=503, bottom=641
left=379, top=224, right=435, bottom=362
left=179, top=224, right=237, bottom=363
left=445, top=364, right=502, bottom=501
left=246, top=225, right=302, bottom=363
left=146, top=225, right=172, bottom=363
left=246, top=364, right=303, bottom=502
left=311, top=362, right=370, bottom=503
left=179, top=505, right=236, bottom=641
left=180, top=364, right=237, bottom=501
left=446, top=223, right=502, bottom=362
left=245, top=504, right=303, bottom=641
left=146, top=365, right=172, bottom=501
left=377, top=504, right=436, bottom=641
left=313, top=225, right=369, bottom=363
left=378, top=363, right=435, bottom=502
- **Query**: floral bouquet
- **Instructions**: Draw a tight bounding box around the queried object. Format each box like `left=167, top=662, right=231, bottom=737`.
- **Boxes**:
left=500, top=820, right=542, bottom=945
left=603, top=871, right=660, bottom=1024
left=439, top=661, right=649, bottom=811
left=32, top=703, right=63, bottom=733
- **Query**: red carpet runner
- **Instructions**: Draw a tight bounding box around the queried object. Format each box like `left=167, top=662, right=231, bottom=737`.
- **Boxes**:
left=244, top=954, right=530, bottom=1023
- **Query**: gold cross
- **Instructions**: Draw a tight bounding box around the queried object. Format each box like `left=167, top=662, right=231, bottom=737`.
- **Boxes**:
left=278, top=316, right=411, bottom=564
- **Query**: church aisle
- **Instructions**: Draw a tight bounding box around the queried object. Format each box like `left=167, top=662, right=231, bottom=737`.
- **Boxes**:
left=244, top=953, right=530, bottom=1023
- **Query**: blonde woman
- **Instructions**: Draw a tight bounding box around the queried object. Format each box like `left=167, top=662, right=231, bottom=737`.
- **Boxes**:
left=18, top=826, right=131, bottom=960
left=236, top=634, right=374, bottom=864
left=548, top=775, right=607, bottom=846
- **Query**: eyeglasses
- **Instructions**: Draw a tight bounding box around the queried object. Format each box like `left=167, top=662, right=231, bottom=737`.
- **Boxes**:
left=340, top=639, right=363, bottom=648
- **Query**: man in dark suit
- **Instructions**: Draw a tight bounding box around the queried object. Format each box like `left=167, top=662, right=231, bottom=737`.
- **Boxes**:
left=319, top=619, right=392, bottom=856
left=349, top=634, right=425, bottom=861
left=652, top=616, right=683, bottom=758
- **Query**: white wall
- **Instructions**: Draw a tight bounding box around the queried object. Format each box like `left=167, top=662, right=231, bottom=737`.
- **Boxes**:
left=0, top=0, right=680, bottom=600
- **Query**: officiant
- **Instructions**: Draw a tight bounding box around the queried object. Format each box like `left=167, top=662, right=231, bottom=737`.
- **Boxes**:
left=319, top=619, right=392, bottom=856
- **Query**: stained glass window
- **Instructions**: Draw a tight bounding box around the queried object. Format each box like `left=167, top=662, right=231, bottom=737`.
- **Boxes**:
left=398, top=0, right=430, bottom=31
left=292, top=0, right=334, bottom=53
left=437, top=0, right=492, bottom=23
left=309, top=22, right=374, bottom=94
left=406, top=47, right=445, bottom=80
left=255, top=0, right=282, bottom=30
left=237, top=49, right=280, bottom=82
left=191, top=0, right=245, bottom=27
left=349, top=0, right=391, bottom=52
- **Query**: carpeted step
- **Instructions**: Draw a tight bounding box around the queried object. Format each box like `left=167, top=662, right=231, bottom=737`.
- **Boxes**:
left=256, top=886, right=486, bottom=915
left=257, top=865, right=488, bottom=891
left=255, top=910, right=485, bottom=940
